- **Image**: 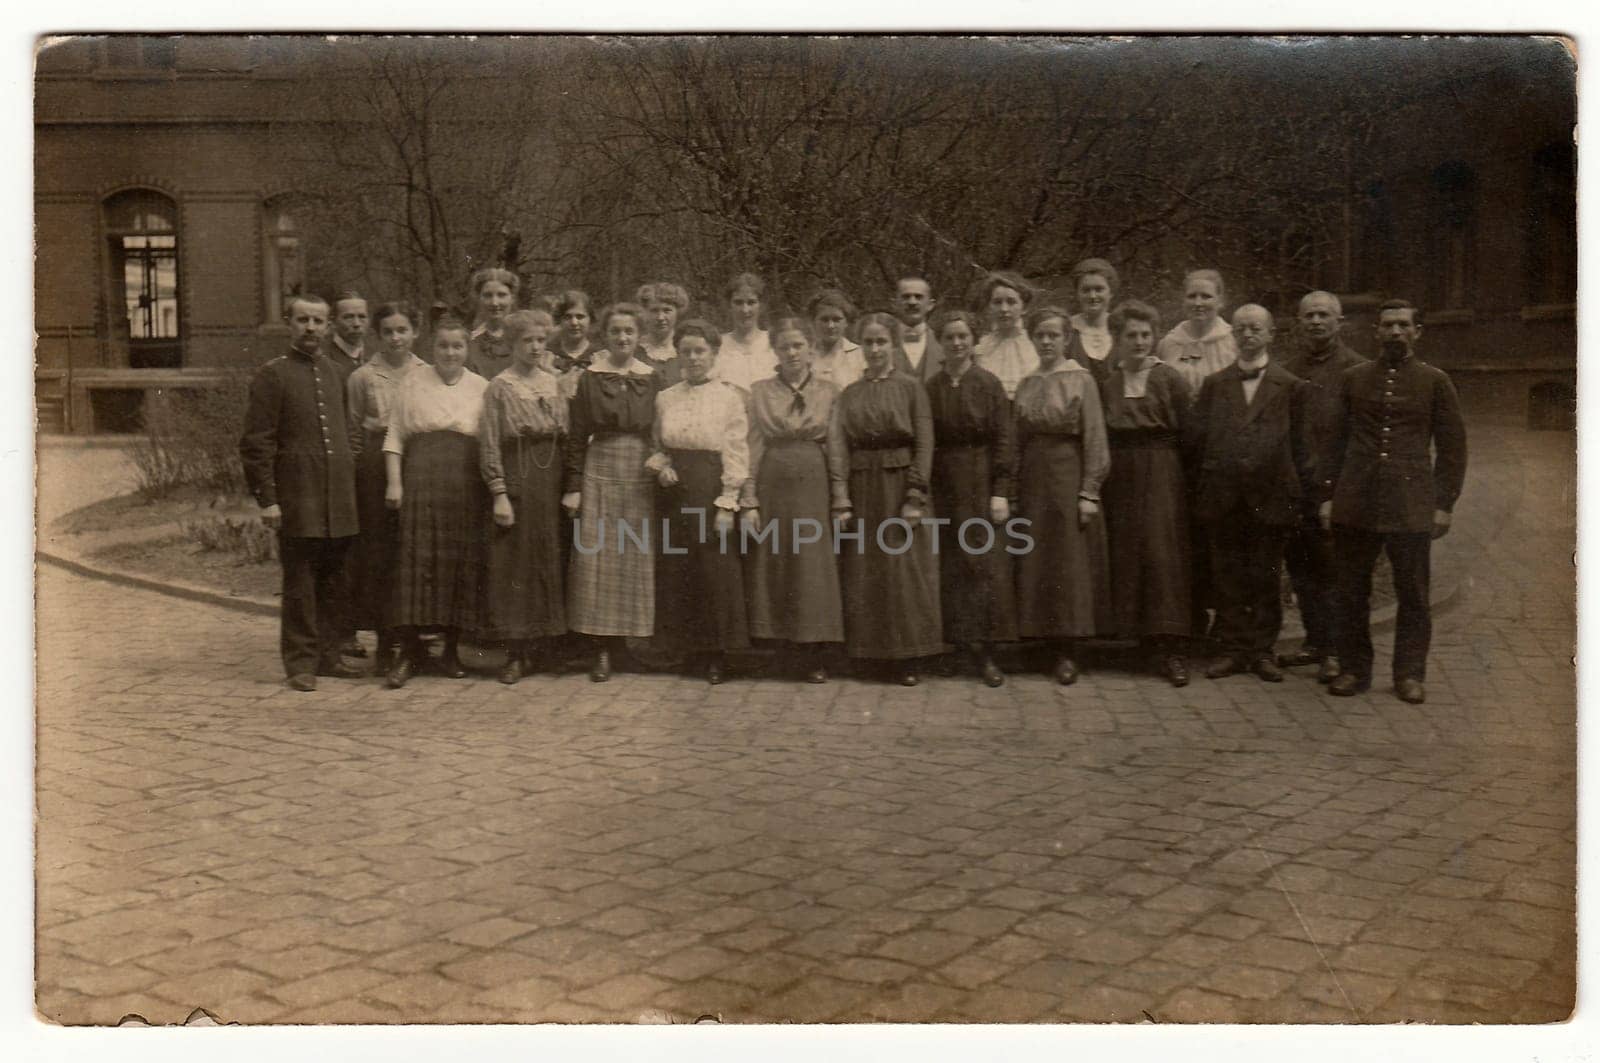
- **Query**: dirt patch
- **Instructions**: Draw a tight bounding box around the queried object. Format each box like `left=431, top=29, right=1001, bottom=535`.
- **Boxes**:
left=54, top=488, right=257, bottom=536
left=88, top=534, right=280, bottom=602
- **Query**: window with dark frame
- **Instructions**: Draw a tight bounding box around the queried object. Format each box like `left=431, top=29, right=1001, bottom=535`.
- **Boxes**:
left=104, top=189, right=181, bottom=369
left=263, top=198, right=306, bottom=324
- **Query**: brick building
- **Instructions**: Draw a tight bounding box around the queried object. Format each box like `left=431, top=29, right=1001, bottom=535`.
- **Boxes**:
left=35, top=36, right=1576, bottom=433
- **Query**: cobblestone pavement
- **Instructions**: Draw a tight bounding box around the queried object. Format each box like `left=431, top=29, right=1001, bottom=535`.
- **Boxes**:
left=35, top=414, right=1574, bottom=1025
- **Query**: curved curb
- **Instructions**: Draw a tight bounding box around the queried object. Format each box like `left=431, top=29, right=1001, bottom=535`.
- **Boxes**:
left=38, top=549, right=278, bottom=618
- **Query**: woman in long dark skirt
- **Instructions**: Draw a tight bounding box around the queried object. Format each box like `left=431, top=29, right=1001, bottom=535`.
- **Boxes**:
left=829, top=312, right=943, bottom=685
left=646, top=319, right=752, bottom=684
left=926, top=308, right=1017, bottom=686
left=383, top=317, right=491, bottom=687
left=741, top=317, right=846, bottom=682
left=562, top=302, right=662, bottom=683
left=345, top=301, right=427, bottom=672
left=480, top=309, right=568, bottom=685
left=1100, top=300, right=1195, bottom=687
left=1014, top=305, right=1112, bottom=684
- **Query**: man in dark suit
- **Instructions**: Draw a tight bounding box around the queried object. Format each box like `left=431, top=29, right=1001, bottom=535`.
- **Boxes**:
left=1278, top=290, right=1368, bottom=682
left=893, top=275, right=945, bottom=382
left=1186, top=303, right=1314, bottom=682
left=240, top=294, right=364, bottom=691
left=1319, top=299, right=1467, bottom=704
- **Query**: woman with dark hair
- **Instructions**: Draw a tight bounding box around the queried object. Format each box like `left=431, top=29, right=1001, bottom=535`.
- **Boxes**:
left=647, top=319, right=752, bottom=683
left=1013, top=304, right=1112, bottom=684
left=550, top=289, right=597, bottom=377
left=925, top=308, right=1017, bottom=686
left=742, top=317, right=845, bottom=682
left=1100, top=300, right=1195, bottom=687
left=561, top=302, right=661, bottom=682
left=382, top=316, right=491, bottom=687
left=830, top=311, right=943, bottom=685
left=465, top=267, right=520, bottom=379
left=971, top=270, right=1039, bottom=400
left=346, top=301, right=427, bottom=672
left=712, top=272, right=774, bottom=393
left=480, top=309, right=568, bottom=685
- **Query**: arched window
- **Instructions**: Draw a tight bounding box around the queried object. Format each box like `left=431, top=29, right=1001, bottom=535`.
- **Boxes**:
left=104, top=189, right=181, bottom=368
left=263, top=197, right=305, bottom=323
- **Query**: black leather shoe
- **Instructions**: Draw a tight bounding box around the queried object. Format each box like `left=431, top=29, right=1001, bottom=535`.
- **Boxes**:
left=805, top=665, right=828, bottom=684
left=342, top=638, right=368, bottom=659
left=898, top=668, right=919, bottom=687
left=590, top=650, right=612, bottom=683
left=1163, top=655, right=1190, bottom=688
left=1316, top=656, right=1341, bottom=684
left=439, top=655, right=468, bottom=680
left=1395, top=679, right=1427, bottom=704
left=287, top=673, right=317, bottom=692
left=1205, top=655, right=1242, bottom=679
left=316, top=659, right=367, bottom=679
left=385, top=655, right=414, bottom=690
left=1251, top=656, right=1285, bottom=683
left=979, top=657, right=1004, bottom=688
left=498, top=657, right=522, bottom=685
left=1328, top=673, right=1370, bottom=697
left=707, top=659, right=726, bottom=685
left=1052, top=657, right=1079, bottom=685
left=1277, top=646, right=1320, bottom=668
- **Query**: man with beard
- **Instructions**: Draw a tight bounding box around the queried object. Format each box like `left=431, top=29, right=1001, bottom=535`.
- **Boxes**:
left=1320, top=299, right=1468, bottom=704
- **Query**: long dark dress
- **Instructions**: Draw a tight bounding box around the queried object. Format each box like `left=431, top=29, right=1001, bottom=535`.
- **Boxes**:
left=1014, top=362, right=1112, bottom=639
left=742, top=372, right=845, bottom=644
left=345, top=353, right=425, bottom=631
left=649, top=379, right=751, bottom=654
left=1100, top=359, right=1193, bottom=639
left=384, top=369, right=491, bottom=631
left=480, top=367, right=568, bottom=642
left=926, top=365, right=1018, bottom=645
left=830, top=369, right=944, bottom=660
left=563, top=358, right=661, bottom=637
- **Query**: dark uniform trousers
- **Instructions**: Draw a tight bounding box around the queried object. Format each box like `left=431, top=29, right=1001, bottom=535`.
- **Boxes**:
left=279, top=534, right=355, bottom=676
left=1186, top=361, right=1313, bottom=661
left=1333, top=526, right=1431, bottom=683
left=1319, top=353, right=1467, bottom=685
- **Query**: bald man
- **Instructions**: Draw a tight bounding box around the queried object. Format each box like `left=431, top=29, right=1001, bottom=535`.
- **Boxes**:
left=1184, top=304, right=1314, bottom=682
left=1277, top=291, right=1367, bottom=681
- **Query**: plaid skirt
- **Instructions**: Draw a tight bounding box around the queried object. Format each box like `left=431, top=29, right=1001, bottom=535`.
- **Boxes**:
left=567, top=433, right=656, bottom=637
left=393, top=430, right=486, bottom=630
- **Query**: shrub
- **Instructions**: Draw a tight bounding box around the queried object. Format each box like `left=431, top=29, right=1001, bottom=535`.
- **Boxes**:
left=131, top=375, right=252, bottom=499
left=179, top=515, right=278, bottom=563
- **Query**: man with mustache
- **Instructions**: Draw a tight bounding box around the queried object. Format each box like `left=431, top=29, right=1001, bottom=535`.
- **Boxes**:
left=1319, top=299, right=1468, bottom=705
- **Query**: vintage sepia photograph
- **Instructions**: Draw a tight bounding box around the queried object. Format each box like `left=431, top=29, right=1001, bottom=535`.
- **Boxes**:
left=32, top=32, right=1575, bottom=1027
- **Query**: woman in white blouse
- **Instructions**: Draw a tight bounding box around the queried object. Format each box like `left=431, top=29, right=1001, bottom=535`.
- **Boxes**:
left=646, top=319, right=752, bottom=684
left=382, top=317, right=491, bottom=688
left=972, top=270, right=1040, bottom=400
left=807, top=287, right=864, bottom=391
left=711, top=272, right=774, bottom=394
left=1155, top=268, right=1239, bottom=393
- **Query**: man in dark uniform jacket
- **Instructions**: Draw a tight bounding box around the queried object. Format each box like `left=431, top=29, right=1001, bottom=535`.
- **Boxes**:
left=1186, top=304, right=1314, bottom=682
left=1278, top=290, right=1367, bottom=682
left=239, top=294, right=364, bottom=691
left=1319, top=299, right=1467, bottom=704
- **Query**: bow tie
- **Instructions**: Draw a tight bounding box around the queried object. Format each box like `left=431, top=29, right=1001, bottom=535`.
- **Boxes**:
left=1239, top=364, right=1267, bottom=381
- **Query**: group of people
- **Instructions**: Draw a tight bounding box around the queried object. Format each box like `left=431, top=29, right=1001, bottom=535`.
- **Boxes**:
left=239, top=259, right=1468, bottom=704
